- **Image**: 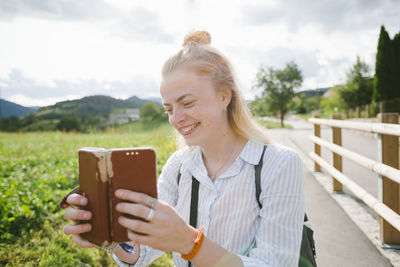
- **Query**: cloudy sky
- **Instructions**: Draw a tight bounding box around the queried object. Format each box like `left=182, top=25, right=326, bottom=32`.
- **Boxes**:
left=0, top=0, right=399, bottom=107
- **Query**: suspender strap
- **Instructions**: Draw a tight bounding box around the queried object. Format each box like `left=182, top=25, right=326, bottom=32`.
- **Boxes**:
left=188, top=176, right=199, bottom=267
left=255, top=145, right=267, bottom=209
left=254, top=145, right=308, bottom=222
left=189, top=177, right=199, bottom=228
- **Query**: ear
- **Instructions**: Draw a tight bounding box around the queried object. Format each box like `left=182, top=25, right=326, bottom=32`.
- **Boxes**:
left=219, top=86, right=232, bottom=108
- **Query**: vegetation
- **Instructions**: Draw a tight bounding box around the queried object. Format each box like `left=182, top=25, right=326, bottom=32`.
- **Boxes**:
left=0, top=115, right=287, bottom=266
left=0, top=123, right=176, bottom=266
left=140, top=102, right=168, bottom=122
left=0, top=95, right=164, bottom=133
left=253, top=62, right=303, bottom=127
left=373, top=26, right=400, bottom=103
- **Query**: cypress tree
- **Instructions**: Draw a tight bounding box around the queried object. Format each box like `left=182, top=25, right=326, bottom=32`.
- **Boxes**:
left=373, top=26, right=399, bottom=101
left=392, top=32, right=400, bottom=98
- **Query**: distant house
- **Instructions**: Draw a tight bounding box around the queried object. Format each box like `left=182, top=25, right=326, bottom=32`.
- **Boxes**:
left=108, top=108, right=140, bottom=125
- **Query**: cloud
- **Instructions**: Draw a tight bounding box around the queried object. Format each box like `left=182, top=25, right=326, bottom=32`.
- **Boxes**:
left=242, top=0, right=400, bottom=33
left=1, top=69, right=160, bottom=106
left=111, top=7, right=174, bottom=43
left=0, top=0, right=174, bottom=43
left=0, top=0, right=114, bottom=21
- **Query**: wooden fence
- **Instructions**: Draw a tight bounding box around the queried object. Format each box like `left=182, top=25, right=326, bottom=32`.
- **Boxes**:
left=309, top=113, right=400, bottom=245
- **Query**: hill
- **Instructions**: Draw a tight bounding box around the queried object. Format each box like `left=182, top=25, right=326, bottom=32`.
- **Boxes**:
left=0, top=99, right=38, bottom=118
left=36, top=95, right=131, bottom=120
left=297, top=87, right=329, bottom=98
left=35, top=95, right=159, bottom=120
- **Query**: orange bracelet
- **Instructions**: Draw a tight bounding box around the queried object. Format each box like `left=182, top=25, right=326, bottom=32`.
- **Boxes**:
left=180, top=227, right=205, bottom=261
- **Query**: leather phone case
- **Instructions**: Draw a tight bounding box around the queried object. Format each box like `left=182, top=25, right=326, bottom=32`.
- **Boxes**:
left=78, top=147, right=157, bottom=247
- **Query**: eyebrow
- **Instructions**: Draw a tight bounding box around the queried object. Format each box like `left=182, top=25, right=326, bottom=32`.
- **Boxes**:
left=163, top=94, right=193, bottom=106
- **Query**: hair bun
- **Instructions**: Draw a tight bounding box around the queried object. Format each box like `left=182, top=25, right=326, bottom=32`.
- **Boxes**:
left=182, top=31, right=211, bottom=47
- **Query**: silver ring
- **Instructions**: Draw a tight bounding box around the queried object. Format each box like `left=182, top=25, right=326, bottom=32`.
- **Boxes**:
left=146, top=208, right=155, bottom=221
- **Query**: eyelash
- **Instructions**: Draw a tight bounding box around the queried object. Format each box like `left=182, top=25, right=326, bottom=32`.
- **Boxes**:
left=164, top=101, right=195, bottom=115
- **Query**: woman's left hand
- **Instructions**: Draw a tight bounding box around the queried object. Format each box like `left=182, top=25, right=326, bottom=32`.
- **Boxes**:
left=115, top=189, right=197, bottom=255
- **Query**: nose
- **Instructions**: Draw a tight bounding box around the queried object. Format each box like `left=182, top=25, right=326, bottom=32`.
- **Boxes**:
left=169, top=107, right=185, bottom=127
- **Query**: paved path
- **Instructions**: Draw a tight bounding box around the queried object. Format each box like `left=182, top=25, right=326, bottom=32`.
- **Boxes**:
left=265, top=116, right=393, bottom=266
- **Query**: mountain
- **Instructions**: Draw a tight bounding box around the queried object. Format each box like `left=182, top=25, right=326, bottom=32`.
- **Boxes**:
left=146, top=97, right=162, bottom=104
left=35, top=95, right=160, bottom=120
left=35, top=95, right=134, bottom=120
left=1, top=95, right=160, bottom=121
left=0, top=99, right=38, bottom=118
left=126, top=96, right=148, bottom=106
left=297, top=88, right=329, bottom=98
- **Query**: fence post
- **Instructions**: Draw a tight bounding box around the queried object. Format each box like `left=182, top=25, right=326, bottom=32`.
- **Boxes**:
left=313, top=115, right=321, bottom=172
left=331, top=114, right=343, bottom=192
left=377, top=112, right=400, bottom=244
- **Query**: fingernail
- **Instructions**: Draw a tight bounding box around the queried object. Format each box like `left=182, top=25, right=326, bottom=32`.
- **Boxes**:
left=115, top=190, right=123, bottom=197
left=85, top=224, right=91, bottom=231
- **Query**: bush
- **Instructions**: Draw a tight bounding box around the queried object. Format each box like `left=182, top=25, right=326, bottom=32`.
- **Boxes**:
left=56, top=116, right=81, bottom=132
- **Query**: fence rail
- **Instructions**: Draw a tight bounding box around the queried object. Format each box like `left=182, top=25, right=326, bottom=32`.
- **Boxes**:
left=309, top=113, right=400, bottom=245
left=309, top=117, right=400, bottom=136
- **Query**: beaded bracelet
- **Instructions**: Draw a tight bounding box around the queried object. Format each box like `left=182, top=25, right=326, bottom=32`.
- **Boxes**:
left=180, top=227, right=205, bottom=261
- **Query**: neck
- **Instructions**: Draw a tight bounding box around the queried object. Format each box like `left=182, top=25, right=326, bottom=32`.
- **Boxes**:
left=200, top=126, right=247, bottom=174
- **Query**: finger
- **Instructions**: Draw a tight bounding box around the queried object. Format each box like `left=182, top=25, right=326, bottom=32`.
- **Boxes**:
left=116, top=203, right=150, bottom=220
left=118, top=216, right=156, bottom=236
left=64, top=223, right=92, bottom=235
left=64, top=207, right=92, bottom=221
left=115, top=190, right=155, bottom=206
left=127, top=229, right=153, bottom=246
left=67, top=193, right=88, bottom=206
left=72, top=234, right=96, bottom=248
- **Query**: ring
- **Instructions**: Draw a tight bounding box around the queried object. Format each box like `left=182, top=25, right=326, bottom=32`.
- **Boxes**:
left=150, top=198, right=157, bottom=209
left=146, top=208, right=155, bottom=221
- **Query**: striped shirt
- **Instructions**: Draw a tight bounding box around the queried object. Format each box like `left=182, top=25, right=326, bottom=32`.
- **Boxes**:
left=113, top=139, right=305, bottom=267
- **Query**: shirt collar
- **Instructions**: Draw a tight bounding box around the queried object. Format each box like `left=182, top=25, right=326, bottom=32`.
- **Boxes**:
left=238, top=139, right=266, bottom=166
left=180, top=139, right=266, bottom=173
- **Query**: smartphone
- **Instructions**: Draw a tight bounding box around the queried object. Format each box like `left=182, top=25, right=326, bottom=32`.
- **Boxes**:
left=78, top=147, right=157, bottom=246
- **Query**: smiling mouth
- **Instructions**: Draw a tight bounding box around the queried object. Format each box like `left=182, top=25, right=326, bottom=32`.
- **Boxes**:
left=180, top=122, right=201, bottom=135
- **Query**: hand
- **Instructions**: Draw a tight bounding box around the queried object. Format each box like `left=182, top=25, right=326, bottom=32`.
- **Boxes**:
left=115, top=189, right=197, bottom=254
left=63, top=193, right=96, bottom=248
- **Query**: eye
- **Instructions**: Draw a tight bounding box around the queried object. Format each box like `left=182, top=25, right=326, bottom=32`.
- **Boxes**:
left=183, top=101, right=194, bottom=107
left=164, top=108, right=173, bottom=115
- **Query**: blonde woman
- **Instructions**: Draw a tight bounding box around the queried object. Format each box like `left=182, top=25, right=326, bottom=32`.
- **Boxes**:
left=63, top=31, right=305, bottom=267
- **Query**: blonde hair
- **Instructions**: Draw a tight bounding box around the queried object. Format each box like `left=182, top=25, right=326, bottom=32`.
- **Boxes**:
left=162, top=31, right=269, bottom=148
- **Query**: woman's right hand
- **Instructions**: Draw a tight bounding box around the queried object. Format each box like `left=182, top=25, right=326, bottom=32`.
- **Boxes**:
left=63, top=193, right=96, bottom=248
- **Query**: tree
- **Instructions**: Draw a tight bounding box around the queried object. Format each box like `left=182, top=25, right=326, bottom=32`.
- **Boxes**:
left=140, top=102, right=167, bottom=122
left=56, top=116, right=80, bottom=132
left=373, top=26, right=400, bottom=102
left=345, top=56, right=373, bottom=116
left=253, top=62, right=303, bottom=127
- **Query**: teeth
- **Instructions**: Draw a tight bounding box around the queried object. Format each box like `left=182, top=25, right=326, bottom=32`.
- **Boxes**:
left=181, top=123, right=198, bottom=133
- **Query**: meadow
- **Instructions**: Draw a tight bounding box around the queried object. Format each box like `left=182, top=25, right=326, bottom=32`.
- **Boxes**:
left=0, top=119, right=281, bottom=266
left=0, top=121, right=175, bottom=266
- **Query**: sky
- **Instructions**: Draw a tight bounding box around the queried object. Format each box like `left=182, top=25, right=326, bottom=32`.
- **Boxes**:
left=0, top=0, right=399, bottom=107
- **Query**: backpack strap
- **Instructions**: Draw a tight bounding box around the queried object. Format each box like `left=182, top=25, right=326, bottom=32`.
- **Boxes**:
left=255, top=145, right=267, bottom=209
left=254, top=145, right=308, bottom=222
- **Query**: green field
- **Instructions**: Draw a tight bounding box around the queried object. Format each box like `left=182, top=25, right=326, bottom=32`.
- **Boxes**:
left=0, top=121, right=176, bottom=266
left=0, top=119, right=283, bottom=266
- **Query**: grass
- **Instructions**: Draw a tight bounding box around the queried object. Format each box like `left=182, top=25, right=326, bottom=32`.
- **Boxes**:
left=255, top=118, right=293, bottom=129
left=295, top=113, right=331, bottom=121
left=0, top=121, right=176, bottom=266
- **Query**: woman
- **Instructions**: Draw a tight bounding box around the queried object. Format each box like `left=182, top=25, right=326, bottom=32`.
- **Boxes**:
left=63, top=31, right=305, bottom=267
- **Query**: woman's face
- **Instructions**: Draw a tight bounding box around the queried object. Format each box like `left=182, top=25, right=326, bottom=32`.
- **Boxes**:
left=160, top=66, right=231, bottom=147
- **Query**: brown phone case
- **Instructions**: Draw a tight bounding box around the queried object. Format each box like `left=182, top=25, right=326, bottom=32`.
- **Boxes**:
left=78, top=147, right=157, bottom=247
